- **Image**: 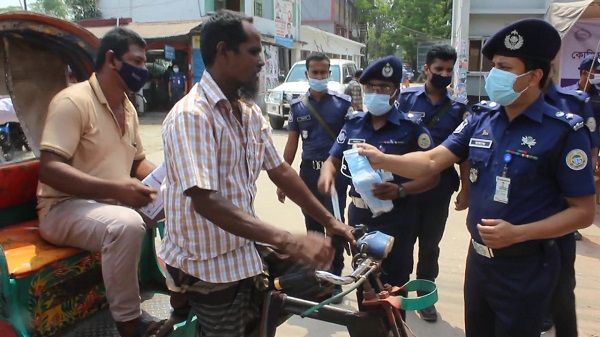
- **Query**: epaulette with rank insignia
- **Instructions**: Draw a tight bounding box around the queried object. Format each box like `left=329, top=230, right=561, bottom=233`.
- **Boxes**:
left=346, top=110, right=366, bottom=121
left=399, top=86, right=420, bottom=95
left=470, top=100, right=501, bottom=114
left=405, top=111, right=423, bottom=124
left=545, top=109, right=585, bottom=131
left=328, top=90, right=352, bottom=103
left=556, top=86, right=590, bottom=103
left=289, top=95, right=304, bottom=106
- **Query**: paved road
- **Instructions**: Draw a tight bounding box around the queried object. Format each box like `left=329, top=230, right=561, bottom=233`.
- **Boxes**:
left=139, top=112, right=600, bottom=337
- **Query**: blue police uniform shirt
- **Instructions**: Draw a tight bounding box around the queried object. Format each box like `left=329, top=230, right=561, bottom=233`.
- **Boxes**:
left=545, top=83, right=600, bottom=148
left=397, top=86, right=469, bottom=146
left=442, top=95, right=595, bottom=244
left=330, top=107, right=434, bottom=197
left=565, top=82, right=600, bottom=134
left=169, top=72, right=187, bottom=90
left=288, top=90, right=352, bottom=161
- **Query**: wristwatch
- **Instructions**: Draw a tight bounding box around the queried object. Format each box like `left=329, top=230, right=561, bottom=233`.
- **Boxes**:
left=397, top=184, right=406, bottom=199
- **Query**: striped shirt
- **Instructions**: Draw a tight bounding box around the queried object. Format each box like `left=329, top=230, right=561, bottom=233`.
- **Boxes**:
left=159, top=72, right=284, bottom=283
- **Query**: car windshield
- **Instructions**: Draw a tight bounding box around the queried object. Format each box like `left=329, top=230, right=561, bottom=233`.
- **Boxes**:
left=286, top=64, right=341, bottom=83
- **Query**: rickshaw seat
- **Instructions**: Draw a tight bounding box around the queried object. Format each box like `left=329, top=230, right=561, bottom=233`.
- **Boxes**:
left=0, top=159, right=85, bottom=279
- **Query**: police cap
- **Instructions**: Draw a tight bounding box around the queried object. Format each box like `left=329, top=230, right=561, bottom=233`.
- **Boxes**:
left=481, top=18, right=561, bottom=62
left=359, top=55, right=403, bottom=85
left=578, top=54, right=600, bottom=71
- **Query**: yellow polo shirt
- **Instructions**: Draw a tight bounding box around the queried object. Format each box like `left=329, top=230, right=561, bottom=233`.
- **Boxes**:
left=37, top=73, right=145, bottom=219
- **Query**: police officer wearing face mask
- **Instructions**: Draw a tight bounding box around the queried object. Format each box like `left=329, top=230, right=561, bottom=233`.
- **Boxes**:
left=168, top=63, right=188, bottom=107
left=565, top=55, right=600, bottom=168
left=395, top=44, right=470, bottom=322
left=353, top=19, right=596, bottom=337
left=318, top=55, right=440, bottom=318
left=278, top=52, right=352, bottom=303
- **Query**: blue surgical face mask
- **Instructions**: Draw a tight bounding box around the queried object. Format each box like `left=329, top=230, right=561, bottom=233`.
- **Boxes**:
left=308, top=77, right=328, bottom=92
left=484, top=67, right=530, bottom=106
left=364, top=93, right=393, bottom=116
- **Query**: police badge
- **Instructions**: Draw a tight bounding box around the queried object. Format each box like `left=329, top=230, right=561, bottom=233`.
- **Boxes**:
left=469, top=167, right=478, bottom=183
left=301, top=130, right=308, bottom=139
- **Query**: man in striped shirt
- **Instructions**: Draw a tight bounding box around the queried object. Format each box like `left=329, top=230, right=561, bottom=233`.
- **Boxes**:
left=159, top=10, right=355, bottom=336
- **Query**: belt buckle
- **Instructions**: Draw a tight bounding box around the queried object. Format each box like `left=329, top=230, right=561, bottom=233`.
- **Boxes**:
left=312, top=161, right=322, bottom=170
left=471, top=239, right=494, bottom=258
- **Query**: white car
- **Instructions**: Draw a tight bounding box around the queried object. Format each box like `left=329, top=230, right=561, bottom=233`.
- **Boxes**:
left=265, top=59, right=359, bottom=129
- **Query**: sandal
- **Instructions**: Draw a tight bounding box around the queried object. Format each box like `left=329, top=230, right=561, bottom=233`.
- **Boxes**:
left=155, top=306, right=191, bottom=337
left=138, top=310, right=172, bottom=337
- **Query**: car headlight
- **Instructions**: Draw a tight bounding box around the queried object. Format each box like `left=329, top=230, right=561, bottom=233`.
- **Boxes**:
left=266, top=91, right=283, bottom=104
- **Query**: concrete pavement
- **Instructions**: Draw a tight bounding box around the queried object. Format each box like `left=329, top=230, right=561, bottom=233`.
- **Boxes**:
left=139, top=112, right=600, bottom=337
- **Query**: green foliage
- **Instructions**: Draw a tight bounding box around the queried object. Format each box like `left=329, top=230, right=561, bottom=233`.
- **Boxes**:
left=0, top=6, right=23, bottom=13
left=30, top=0, right=69, bottom=19
left=66, top=0, right=102, bottom=20
left=355, top=0, right=451, bottom=65
left=27, top=0, right=101, bottom=20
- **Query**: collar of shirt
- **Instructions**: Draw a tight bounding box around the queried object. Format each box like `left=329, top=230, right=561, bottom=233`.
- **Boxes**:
left=306, top=89, right=334, bottom=100
left=89, top=73, right=136, bottom=116
left=365, top=106, right=405, bottom=127
left=544, top=83, right=560, bottom=105
left=501, top=94, right=546, bottom=124
left=414, top=84, right=452, bottom=103
left=201, top=71, right=228, bottom=108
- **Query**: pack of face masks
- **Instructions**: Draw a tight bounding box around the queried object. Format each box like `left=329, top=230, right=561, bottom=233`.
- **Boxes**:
left=343, top=148, right=394, bottom=217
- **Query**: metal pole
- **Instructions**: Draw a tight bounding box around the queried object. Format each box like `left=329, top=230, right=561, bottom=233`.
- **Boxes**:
left=23, top=0, right=27, bottom=11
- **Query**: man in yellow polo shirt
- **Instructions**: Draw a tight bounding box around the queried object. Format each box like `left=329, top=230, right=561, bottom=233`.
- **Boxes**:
left=37, top=27, right=168, bottom=337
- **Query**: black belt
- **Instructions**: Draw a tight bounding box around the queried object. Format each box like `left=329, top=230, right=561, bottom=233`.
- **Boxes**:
left=471, top=239, right=550, bottom=258
left=300, top=160, right=324, bottom=170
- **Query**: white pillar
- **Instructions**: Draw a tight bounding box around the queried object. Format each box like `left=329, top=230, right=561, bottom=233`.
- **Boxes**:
left=245, top=0, right=254, bottom=16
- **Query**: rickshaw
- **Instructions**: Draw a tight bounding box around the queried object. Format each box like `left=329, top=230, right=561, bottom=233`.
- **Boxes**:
left=0, top=12, right=437, bottom=337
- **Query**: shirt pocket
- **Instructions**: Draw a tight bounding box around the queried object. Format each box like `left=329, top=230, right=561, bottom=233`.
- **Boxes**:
left=468, top=148, right=493, bottom=184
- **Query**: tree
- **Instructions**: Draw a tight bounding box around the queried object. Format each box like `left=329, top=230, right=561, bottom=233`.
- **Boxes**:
left=66, top=0, right=102, bottom=20
left=0, top=6, right=23, bottom=13
left=355, top=0, right=451, bottom=66
left=29, top=0, right=69, bottom=19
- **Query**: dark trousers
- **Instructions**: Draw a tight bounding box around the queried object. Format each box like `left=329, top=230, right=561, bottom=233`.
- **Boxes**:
left=464, top=242, right=560, bottom=337
left=549, top=233, right=578, bottom=337
left=170, top=88, right=184, bottom=107
left=412, top=168, right=458, bottom=284
left=299, top=165, right=347, bottom=276
left=348, top=198, right=417, bottom=319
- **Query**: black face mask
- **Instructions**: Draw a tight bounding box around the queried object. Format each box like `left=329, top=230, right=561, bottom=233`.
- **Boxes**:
left=430, top=73, right=452, bottom=89
left=118, top=61, right=149, bottom=92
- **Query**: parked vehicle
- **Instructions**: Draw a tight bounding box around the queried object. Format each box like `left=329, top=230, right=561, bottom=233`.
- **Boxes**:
left=264, top=59, right=359, bottom=129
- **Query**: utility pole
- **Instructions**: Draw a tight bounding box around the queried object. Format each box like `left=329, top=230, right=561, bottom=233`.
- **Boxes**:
left=23, top=0, right=28, bottom=11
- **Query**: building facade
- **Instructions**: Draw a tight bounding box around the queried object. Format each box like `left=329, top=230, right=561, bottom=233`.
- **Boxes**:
left=301, top=0, right=358, bottom=40
left=451, top=0, right=554, bottom=101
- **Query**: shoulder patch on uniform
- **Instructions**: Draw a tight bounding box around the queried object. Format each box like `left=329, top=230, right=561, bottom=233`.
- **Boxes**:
left=336, top=129, right=347, bottom=144
left=417, top=133, right=431, bottom=149
left=565, top=149, right=588, bottom=171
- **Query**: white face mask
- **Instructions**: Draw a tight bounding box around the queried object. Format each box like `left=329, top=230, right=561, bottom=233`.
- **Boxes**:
left=588, top=73, right=600, bottom=85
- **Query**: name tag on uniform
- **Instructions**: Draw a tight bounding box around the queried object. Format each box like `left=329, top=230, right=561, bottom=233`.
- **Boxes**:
left=469, top=138, right=493, bottom=148
left=493, top=176, right=510, bottom=204
left=297, top=115, right=311, bottom=122
left=348, top=138, right=366, bottom=144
